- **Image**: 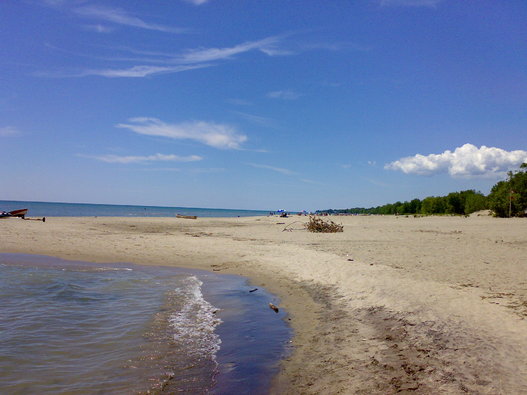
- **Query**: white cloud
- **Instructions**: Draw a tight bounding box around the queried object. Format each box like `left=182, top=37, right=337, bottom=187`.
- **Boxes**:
left=0, top=126, right=20, bottom=137
left=259, top=47, right=296, bottom=56
left=385, top=144, right=527, bottom=178
left=379, top=0, right=442, bottom=7
left=41, top=30, right=341, bottom=79
left=68, top=36, right=287, bottom=78
left=117, top=118, right=247, bottom=150
left=83, top=153, right=202, bottom=164
left=80, top=64, right=210, bottom=78
left=74, top=5, right=182, bottom=33
left=180, top=36, right=282, bottom=63
left=267, top=90, right=301, bottom=100
left=248, top=163, right=297, bottom=176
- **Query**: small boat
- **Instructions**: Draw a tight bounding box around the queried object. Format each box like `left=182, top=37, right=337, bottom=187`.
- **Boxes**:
left=0, top=208, right=28, bottom=219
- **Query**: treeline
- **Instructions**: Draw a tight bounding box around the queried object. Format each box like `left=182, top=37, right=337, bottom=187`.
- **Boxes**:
left=319, top=163, right=527, bottom=218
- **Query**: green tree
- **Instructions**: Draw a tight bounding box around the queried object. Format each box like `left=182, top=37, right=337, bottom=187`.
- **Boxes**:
left=463, top=191, right=488, bottom=214
left=446, top=192, right=463, bottom=214
left=488, top=163, right=527, bottom=217
left=409, top=198, right=422, bottom=214
left=421, top=196, right=446, bottom=214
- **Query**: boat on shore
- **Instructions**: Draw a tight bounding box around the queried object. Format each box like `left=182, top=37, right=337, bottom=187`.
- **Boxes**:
left=0, top=208, right=28, bottom=219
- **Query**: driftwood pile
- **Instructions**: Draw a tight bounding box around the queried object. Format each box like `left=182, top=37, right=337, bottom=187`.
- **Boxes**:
left=305, top=216, right=343, bottom=233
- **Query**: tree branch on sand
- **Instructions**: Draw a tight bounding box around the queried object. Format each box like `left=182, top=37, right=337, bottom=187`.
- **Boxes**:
left=305, top=216, right=344, bottom=233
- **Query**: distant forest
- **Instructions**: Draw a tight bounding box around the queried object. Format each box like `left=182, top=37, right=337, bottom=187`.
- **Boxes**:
left=318, top=163, right=527, bottom=218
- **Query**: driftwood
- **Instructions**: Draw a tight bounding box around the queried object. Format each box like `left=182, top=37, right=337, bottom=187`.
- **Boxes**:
left=282, top=221, right=305, bottom=232
left=305, top=216, right=343, bottom=233
left=176, top=214, right=197, bottom=220
left=269, top=303, right=279, bottom=313
left=23, top=217, right=46, bottom=222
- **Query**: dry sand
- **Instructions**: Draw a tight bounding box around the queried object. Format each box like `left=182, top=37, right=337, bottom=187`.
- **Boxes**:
left=1, top=214, right=526, bottom=394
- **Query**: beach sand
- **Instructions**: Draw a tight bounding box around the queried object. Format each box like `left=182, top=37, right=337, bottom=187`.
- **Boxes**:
left=1, top=214, right=526, bottom=394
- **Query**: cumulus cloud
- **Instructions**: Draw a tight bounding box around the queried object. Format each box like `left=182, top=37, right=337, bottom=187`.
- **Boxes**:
left=83, top=153, right=202, bottom=164
left=267, top=90, right=301, bottom=100
left=0, top=126, right=20, bottom=137
left=385, top=144, right=527, bottom=178
left=117, top=117, right=247, bottom=150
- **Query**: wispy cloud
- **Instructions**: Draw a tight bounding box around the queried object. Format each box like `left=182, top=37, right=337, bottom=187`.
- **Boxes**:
left=179, top=36, right=283, bottom=63
left=259, top=47, right=296, bottom=56
left=267, top=90, right=301, bottom=100
left=385, top=144, right=527, bottom=178
left=379, top=0, right=442, bottom=7
left=248, top=163, right=297, bottom=176
left=182, top=0, right=211, bottom=5
left=100, top=36, right=285, bottom=65
left=232, top=111, right=276, bottom=127
left=140, top=167, right=225, bottom=173
left=79, top=64, right=211, bottom=78
left=81, top=153, right=203, bottom=164
left=41, top=27, right=343, bottom=79
left=82, top=24, right=114, bottom=34
left=0, top=126, right=20, bottom=137
left=117, top=117, right=248, bottom=150
left=74, top=5, right=182, bottom=33
left=62, top=36, right=290, bottom=78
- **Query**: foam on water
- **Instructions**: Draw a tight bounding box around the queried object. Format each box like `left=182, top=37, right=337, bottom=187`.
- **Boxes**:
left=169, top=276, right=223, bottom=359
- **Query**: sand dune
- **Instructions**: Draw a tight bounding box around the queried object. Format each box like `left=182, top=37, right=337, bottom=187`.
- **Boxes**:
left=1, top=215, right=526, bottom=394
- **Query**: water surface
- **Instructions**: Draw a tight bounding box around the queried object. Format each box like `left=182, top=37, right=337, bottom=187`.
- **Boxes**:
left=0, top=254, right=291, bottom=394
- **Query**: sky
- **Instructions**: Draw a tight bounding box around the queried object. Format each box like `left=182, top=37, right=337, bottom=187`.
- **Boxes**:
left=1, top=0, right=527, bottom=211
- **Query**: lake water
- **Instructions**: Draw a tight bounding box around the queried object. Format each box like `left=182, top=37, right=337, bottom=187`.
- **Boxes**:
left=0, top=254, right=291, bottom=394
left=0, top=200, right=271, bottom=218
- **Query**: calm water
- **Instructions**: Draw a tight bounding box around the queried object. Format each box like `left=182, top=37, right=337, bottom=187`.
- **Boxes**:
left=0, top=254, right=291, bottom=394
left=0, top=200, right=271, bottom=218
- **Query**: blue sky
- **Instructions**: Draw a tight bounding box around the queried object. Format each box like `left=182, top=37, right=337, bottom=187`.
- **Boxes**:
left=2, top=0, right=527, bottom=211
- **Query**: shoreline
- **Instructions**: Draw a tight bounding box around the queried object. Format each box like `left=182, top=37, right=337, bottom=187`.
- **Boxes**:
left=1, top=215, right=527, bottom=393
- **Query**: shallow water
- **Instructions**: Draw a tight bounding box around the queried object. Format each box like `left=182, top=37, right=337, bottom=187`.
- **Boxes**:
left=0, top=254, right=291, bottom=394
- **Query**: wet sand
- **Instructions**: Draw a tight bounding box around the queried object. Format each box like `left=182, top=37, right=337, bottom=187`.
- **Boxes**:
left=1, top=214, right=526, bottom=394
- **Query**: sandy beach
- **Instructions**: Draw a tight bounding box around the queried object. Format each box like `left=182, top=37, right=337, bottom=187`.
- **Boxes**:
left=1, top=214, right=526, bottom=394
